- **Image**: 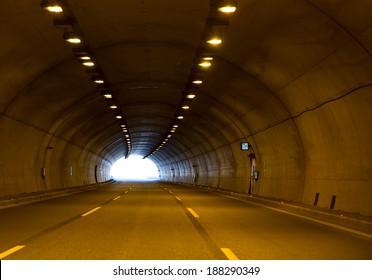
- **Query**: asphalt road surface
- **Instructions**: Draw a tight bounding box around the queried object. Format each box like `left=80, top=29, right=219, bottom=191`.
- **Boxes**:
left=1, top=181, right=371, bottom=260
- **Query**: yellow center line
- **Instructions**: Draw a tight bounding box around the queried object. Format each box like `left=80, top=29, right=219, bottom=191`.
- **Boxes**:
left=81, top=207, right=101, bottom=217
left=175, top=196, right=181, bottom=201
left=0, top=245, right=25, bottom=259
left=187, top=208, right=200, bottom=218
left=113, top=196, right=121, bottom=201
left=221, top=248, right=239, bottom=260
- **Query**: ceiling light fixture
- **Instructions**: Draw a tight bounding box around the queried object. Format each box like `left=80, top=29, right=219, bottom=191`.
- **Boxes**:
left=199, top=62, right=212, bottom=67
left=202, top=57, right=214, bottom=61
left=82, top=61, right=94, bottom=67
left=212, top=0, right=237, bottom=14
left=63, top=32, right=81, bottom=44
left=40, top=0, right=63, bottom=13
left=91, top=76, right=104, bottom=84
left=219, top=6, right=236, bottom=13
left=102, top=93, right=112, bottom=99
left=207, top=38, right=222, bottom=45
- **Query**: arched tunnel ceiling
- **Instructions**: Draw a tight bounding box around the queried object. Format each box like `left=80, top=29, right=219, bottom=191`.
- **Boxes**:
left=1, top=0, right=372, bottom=165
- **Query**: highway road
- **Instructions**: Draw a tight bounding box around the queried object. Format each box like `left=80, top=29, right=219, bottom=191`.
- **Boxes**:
left=0, top=181, right=371, bottom=260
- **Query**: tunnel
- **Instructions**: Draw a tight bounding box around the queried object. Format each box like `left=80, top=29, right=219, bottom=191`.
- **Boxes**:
left=0, top=0, right=372, bottom=260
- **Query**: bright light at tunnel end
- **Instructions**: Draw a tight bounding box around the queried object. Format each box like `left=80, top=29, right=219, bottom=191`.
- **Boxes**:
left=110, top=155, right=159, bottom=181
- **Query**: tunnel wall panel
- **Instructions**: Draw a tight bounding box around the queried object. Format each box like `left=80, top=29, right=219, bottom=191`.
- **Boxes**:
left=297, top=86, right=372, bottom=215
left=0, top=116, right=112, bottom=198
left=0, top=117, right=43, bottom=197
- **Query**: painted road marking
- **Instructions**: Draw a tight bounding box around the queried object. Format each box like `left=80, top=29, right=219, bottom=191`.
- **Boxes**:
left=125, top=190, right=128, bottom=194
left=175, top=196, right=181, bottom=201
left=221, top=248, right=239, bottom=260
left=0, top=245, right=25, bottom=259
left=81, top=207, right=101, bottom=217
left=169, top=191, right=173, bottom=194
left=187, top=208, right=200, bottom=218
left=113, top=196, right=121, bottom=201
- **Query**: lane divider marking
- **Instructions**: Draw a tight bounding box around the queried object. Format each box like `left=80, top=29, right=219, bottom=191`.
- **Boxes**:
left=175, top=196, right=181, bottom=201
left=113, top=196, right=121, bottom=201
left=187, top=208, right=200, bottom=218
left=169, top=191, right=173, bottom=194
left=0, top=245, right=25, bottom=259
left=81, top=207, right=101, bottom=217
left=221, top=248, right=239, bottom=260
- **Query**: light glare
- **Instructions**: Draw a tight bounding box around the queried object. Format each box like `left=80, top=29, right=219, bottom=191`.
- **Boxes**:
left=207, top=38, right=222, bottom=45
left=46, top=6, right=63, bottom=13
left=110, top=156, right=158, bottom=180
left=218, top=6, right=237, bottom=13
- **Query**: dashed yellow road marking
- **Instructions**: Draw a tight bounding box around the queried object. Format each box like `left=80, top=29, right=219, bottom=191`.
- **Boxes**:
left=187, top=208, right=200, bottom=218
left=221, top=248, right=239, bottom=260
left=81, top=207, right=101, bottom=217
left=0, top=245, right=25, bottom=259
left=175, top=196, right=181, bottom=201
left=113, top=196, right=121, bottom=201
left=169, top=191, right=173, bottom=194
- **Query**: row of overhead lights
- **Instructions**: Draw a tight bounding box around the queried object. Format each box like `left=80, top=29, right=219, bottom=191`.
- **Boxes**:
left=143, top=0, right=237, bottom=159
left=40, top=0, right=132, bottom=157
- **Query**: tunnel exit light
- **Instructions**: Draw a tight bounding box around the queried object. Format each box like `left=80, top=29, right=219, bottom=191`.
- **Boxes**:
left=110, top=155, right=158, bottom=180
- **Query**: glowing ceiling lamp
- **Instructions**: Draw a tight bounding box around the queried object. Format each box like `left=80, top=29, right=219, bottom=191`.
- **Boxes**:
left=199, top=61, right=212, bottom=68
left=40, top=0, right=63, bottom=13
left=63, top=32, right=81, bottom=44
left=192, top=79, right=203, bottom=84
left=82, top=61, right=95, bottom=67
left=207, top=38, right=222, bottom=45
left=213, top=0, right=237, bottom=13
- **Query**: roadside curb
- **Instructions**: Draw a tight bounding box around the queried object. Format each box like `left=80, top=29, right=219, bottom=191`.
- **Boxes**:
left=0, top=180, right=114, bottom=209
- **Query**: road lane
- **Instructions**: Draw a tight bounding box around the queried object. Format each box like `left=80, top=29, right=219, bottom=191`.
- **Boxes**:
left=0, top=182, right=131, bottom=255
left=1, top=182, right=222, bottom=259
left=1, top=181, right=371, bottom=260
left=164, top=184, right=372, bottom=259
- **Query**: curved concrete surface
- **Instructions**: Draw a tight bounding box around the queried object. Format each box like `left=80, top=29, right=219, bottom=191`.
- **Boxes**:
left=0, top=1, right=371, bottom=215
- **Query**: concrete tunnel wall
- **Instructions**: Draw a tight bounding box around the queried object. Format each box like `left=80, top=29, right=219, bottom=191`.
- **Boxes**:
left=0, top=0, right=371, bottom=216
left=152, top=1, right=372, bottom=215
left=156, top=60, right=372, bottom=214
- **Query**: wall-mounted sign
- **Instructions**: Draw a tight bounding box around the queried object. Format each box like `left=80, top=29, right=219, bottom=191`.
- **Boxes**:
left=241, top=142, right=250, bottom=151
